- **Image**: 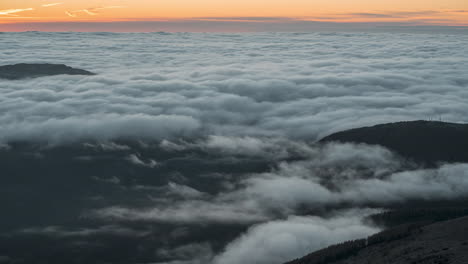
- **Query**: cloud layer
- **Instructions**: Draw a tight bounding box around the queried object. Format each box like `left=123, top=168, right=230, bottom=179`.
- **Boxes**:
left=213, top=211, right=379, bottom=264
left=1, top=32, right=468, bottom=143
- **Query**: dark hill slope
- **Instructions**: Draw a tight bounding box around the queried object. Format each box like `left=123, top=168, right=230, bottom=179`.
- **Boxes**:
left=287, top=217, right=468, bottom=264
left=0, top=63, right=95, bottom=80
left=320, top=121, right=468, bottom=164
left=287, top=216, right=468, bottom=264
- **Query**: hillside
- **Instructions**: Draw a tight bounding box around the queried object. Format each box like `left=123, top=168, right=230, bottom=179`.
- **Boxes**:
left=286, top=216, right=468, bottom=264
left=0, top=63, right=95, bottom=80
left=320, top=121, right=468, bottom=165
left=284, top=120, right=468, bottom=264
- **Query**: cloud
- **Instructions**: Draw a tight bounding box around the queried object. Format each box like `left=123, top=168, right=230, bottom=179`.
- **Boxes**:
left=89, top=142, right=468, bottom=226
left=348, top=13, right=399, bottom=18
left=0, top=114, right=201, bottom=143
left=1, top=33, right=468, bottom=143
left=69, top=9, right=98, bottom=16
left=126, top=153, right=159, bottom=168
left=65, top=11, right=77, bottom=18
left=231, top=145, right=468, bottom=213
left=187, top=135, right=314, bottom=159
left=65, top=6, right=126, bottom=18
left=345, top=10, right=441, bottom=19
left=0, top=3, right=61, bottom=18
left=89, top=199, right=269, bottom=224
left=18, top=225, right=149, bottom=238
left=134, top=210, right=379, bottom=264
left=302, top=10, right=454, bottom=22
left=191, top=17, right=295, bottom=23
left=0, top=8, right=33, bottom=16
left=238, top=160, right=468, bottom=210
left=0, top=2, right=63, bottom=17
left=166, top=182, right=208, bottom=199
left=213, top=211, right=379, bottom=264
left=42, top=3, right=63, bottom=8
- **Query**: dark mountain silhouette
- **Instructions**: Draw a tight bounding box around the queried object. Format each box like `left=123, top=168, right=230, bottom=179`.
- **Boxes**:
left=0, top=63, right=95, bottom=80
left=285, top=216, right=468, bottom=264
left=320, top=120, right=468, bottom=165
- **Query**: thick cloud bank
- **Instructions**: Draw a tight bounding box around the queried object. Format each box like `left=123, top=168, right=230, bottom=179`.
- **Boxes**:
left=1, top=32, right=468, bottom=143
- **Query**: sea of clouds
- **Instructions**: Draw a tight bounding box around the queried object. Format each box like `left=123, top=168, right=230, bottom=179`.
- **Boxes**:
left=1, top=32, right=468, bottom=264
left=1, top=32, right=468, bottom=143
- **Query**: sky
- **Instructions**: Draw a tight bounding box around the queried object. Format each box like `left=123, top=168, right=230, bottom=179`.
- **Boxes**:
left=0, top=0, right=468, bottom=32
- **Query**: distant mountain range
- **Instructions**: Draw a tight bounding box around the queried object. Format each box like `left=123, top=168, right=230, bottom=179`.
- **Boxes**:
left=0, top=63, right=95, bottom=80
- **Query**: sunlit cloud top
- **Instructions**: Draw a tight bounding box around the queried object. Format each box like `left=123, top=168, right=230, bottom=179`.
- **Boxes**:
left=0, top=8, right=34, bottom=16
left=42, top=3, right=63, bottom=8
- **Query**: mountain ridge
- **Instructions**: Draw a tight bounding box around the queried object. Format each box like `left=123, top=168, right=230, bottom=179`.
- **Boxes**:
left=320, top=120, right=468, bottom=165
left=0, top=63, right=95, bottom=80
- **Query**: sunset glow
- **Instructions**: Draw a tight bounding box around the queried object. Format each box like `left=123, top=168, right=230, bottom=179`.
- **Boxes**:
left=1, top=0, right=468, bottom=31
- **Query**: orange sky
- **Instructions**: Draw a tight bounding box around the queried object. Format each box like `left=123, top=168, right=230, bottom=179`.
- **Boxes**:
left=1, top=0, right=468, bottom=31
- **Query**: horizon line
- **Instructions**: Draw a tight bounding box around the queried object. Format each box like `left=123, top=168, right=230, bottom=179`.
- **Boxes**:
left=1, top=19, right=468, bottom=33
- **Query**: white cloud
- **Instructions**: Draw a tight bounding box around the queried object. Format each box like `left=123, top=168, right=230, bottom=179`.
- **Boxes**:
left=0, top=8, right=33, bottom=16
left=0, top=33, right=467, bottom=143
left=213, top=211, right=380, bottom=264
left=89, top=142, right=468, bottom=227
left=127, top=153, right=159, bottom=168
left=89, top=200, right=269, bottom=224
left=42, top=3, right=63, bottom=7
left=0, top=114, right=200, bottom=143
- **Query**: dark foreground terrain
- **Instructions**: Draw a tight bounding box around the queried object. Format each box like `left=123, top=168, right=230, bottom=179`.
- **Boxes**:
left=286, top=216, right=468, bottom=264
left=0, top=64, right=95, bottom=80
left=1, top=120, right=468, bottom=264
